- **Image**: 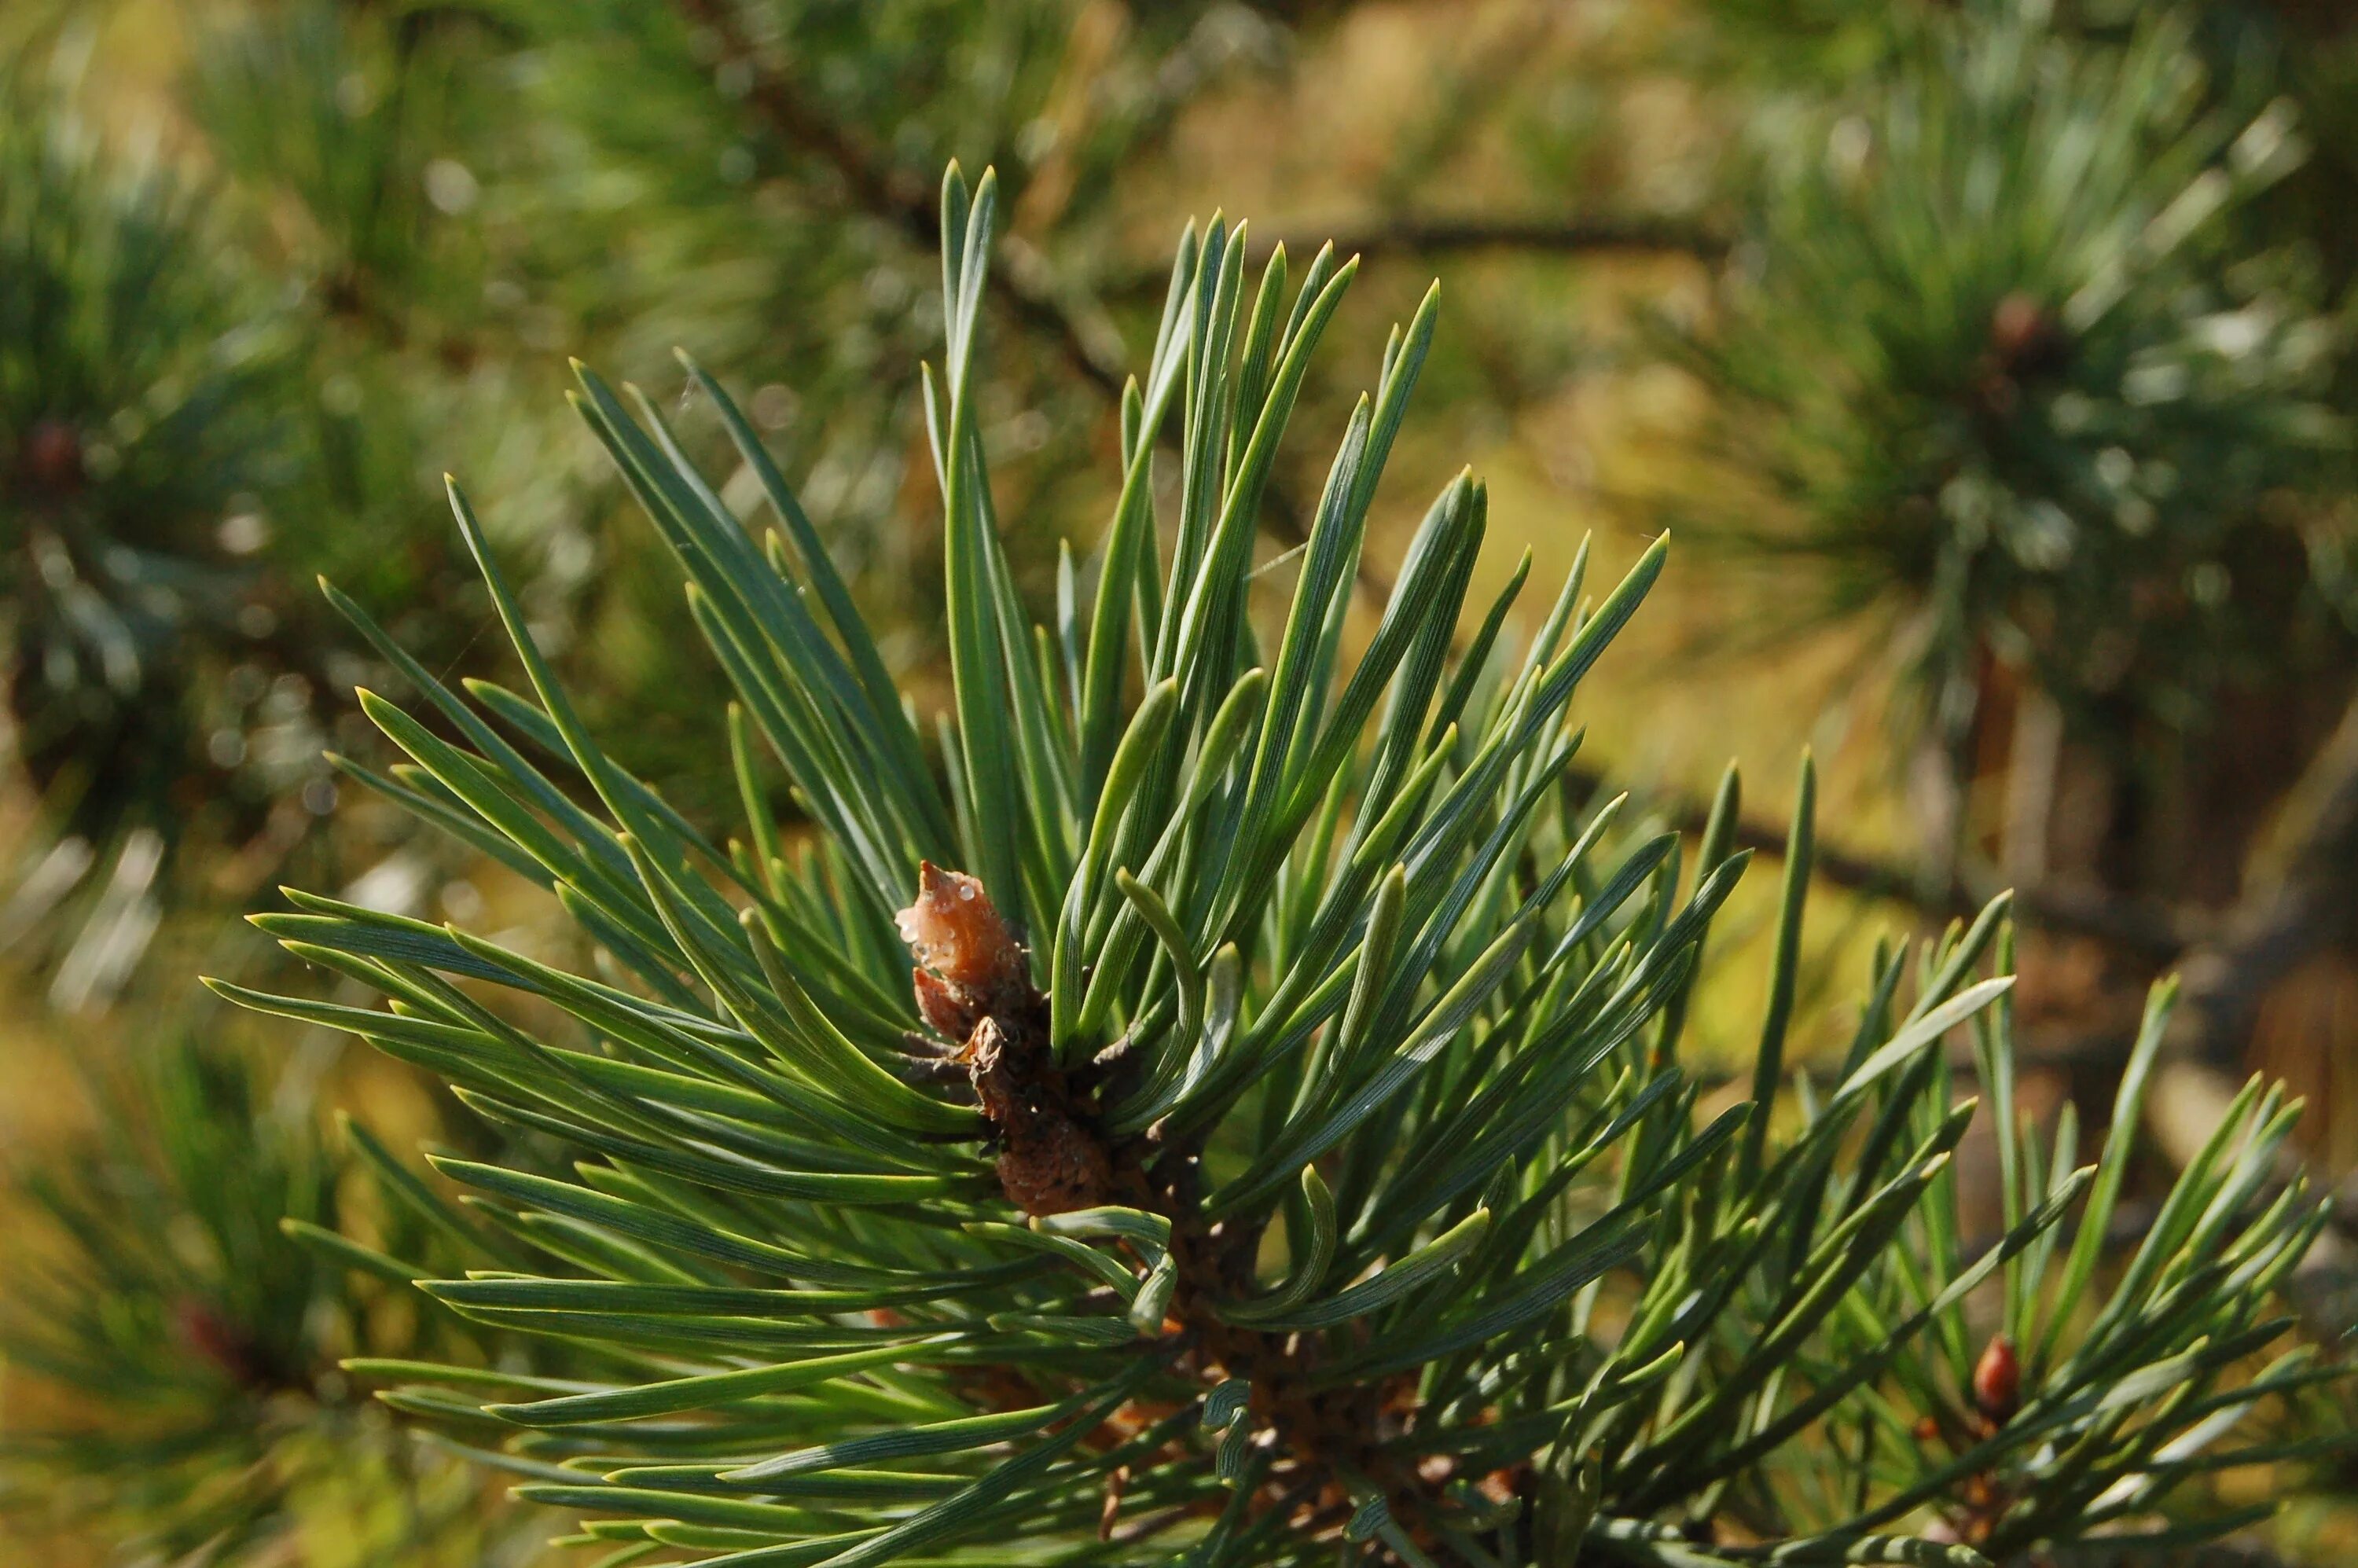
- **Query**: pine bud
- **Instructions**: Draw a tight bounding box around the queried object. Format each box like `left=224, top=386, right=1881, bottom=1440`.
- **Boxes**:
left=174, top=1298, right=263, bottom=1389
left=21, top=417, right=85, bottom=494
left=1972, top=1334, right=2021, bottom=1426
left=897, top=861, right=1025, bottom=994
left=1988, top=293, right=2052, bottom=364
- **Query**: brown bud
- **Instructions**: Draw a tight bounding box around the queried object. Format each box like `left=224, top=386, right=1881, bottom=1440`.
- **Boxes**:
left=1989, top=293, right=2051, bottom=361
left=21, top=419, right=85, bottom=494
left=896, top=861, right=1023, bottom=991
left=994, top=1109, right=1113, bottom=1217
left=1973, top=1333, right=2021, bottom=1426
left=911, top=965, right=976, bottom=1042
left=175, top=1298, right=263, bottom=1389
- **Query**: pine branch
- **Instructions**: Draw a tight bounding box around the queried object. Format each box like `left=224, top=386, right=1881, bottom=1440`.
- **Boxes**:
left=223, top=158, right=2340, bottom=1568
left=0, top=1030, right=553, bottom=1560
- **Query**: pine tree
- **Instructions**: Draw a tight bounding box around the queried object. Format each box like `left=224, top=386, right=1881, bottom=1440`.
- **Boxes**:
left=1669, top=1, right=2351, bottom=879
left=0, top=50, right=289, bottom=835
left=219, top=165, right=2341, bottom=1566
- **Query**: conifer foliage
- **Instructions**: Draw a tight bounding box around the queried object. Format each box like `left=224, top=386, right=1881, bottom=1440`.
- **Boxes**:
left=1683, top=3, right=2351, bottom=746
left=0, top=59, right=282, bottom=820
left=226, top=167, right=2337, bottom=1566
left=0, top=1034, right=559, bottom=1564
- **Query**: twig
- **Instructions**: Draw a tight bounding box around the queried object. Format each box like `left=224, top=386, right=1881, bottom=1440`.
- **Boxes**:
left=1566, top=763, right=2200, bottom=963
left=672, top=0, right=1127, bottom=398
left=673, top=0, right=1347, bottom=572
left=1247, top=213, right=1732, bottom=268
left=1097, top=213, right=1732, bottom=303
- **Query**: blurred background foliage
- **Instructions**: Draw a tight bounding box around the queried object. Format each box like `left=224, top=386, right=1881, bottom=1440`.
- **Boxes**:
left=3, top=0, right=2356, bottom=1562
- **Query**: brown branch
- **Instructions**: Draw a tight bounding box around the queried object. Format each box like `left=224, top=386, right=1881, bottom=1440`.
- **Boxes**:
left=672, top=0, right=1348, bottom=577
left=1097, top=214, right=1733, bottom=303
left=674, top=12, right=1716, bottom=566
left=1247, top=214, right=1733, bottom=269
left=673, top=0, right=1128, bottom=399
left=1566, top=763, right=2200, bottom=964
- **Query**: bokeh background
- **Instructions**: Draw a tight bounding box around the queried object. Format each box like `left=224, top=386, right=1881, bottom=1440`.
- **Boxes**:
left=4, top=0, right=2356, bottom=1562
